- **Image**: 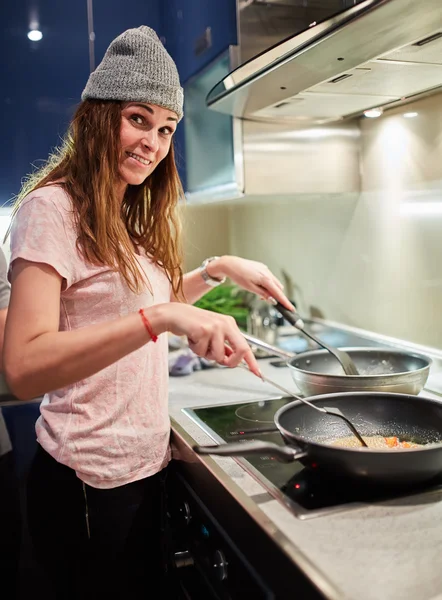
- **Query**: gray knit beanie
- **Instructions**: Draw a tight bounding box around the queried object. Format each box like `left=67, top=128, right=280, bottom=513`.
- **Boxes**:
left=81, top=26, right=184, bottom=121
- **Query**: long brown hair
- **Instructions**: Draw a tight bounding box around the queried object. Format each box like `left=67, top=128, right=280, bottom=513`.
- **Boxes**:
left=10, top=100, right=184, bottom=297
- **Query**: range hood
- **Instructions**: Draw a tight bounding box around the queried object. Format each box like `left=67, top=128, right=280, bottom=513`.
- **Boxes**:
left=206, top=0, right=442, bottom=123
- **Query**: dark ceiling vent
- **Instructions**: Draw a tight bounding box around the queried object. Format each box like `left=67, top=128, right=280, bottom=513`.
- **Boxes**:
left=328, top=73, right=353, bottom=84
left=414, top=32, right=442, bottom=47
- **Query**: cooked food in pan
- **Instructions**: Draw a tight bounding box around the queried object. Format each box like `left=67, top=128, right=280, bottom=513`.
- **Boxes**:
left=329, top=435, right=424, bottom=450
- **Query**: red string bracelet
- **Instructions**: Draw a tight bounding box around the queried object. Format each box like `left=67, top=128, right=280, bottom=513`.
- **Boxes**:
left=139, top=308, right=158, bottom=342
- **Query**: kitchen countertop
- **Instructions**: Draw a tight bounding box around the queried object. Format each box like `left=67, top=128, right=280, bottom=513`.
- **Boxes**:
left=168, top=359, right=442, bottom=600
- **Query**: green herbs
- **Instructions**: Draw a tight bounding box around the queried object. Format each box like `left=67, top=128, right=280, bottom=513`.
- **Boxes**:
left=194, top=284, right=252, bottom=330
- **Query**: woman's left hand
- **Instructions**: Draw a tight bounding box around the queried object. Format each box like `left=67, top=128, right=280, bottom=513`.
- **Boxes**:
left=207, top=256, right=294, bottom=311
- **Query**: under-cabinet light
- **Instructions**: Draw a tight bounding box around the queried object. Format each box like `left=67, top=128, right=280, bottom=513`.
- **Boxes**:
left=364, top=108, right=383, bottom=118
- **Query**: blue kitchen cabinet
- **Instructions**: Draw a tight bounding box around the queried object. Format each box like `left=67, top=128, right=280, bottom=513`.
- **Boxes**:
left=1, top=1, right=161, bottom=208
left=161, top=0, right=237, bottom=85
left=0, top=1, right=90, bottom=207
left=161, top=0, right=237, bottom=192
left=93, top=0, right=161, bottom=64
left=1, top=0, right=230, bottom=203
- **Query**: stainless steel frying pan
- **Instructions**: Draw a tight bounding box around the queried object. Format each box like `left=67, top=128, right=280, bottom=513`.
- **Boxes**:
left=243, top=333, right=431, bottom=396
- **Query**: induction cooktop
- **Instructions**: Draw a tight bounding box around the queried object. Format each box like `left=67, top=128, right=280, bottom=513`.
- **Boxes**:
left=183, top=396, right=442, bottom=519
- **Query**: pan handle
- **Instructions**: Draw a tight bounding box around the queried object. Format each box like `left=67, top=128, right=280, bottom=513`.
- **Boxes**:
left=193, top=441, right=307, bottom=463
left=242, top=333, right=296, bottom=361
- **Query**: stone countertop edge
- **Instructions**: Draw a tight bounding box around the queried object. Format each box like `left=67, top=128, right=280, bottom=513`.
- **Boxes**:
left=168, top=361, right=442, bottom=600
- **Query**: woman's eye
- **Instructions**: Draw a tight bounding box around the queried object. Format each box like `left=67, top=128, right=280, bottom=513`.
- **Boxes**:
left=127, top=113, right=175, bottom=136
left=130, top=114, right=144, bottom=125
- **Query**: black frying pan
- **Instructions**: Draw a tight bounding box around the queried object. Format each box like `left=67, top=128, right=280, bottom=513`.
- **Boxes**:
left=243, top=333, right=431, bottom=396
left=194, top=392, right=442, bottom=486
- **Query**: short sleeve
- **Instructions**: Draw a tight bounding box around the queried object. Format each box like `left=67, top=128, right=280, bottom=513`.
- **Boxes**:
left=0, top=248, right=10, bottom=309
left=9, top=188, right=79, bottom=289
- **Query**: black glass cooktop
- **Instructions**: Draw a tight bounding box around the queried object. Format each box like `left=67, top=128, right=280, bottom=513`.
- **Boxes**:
left=183, top=397, right=442, bottom=519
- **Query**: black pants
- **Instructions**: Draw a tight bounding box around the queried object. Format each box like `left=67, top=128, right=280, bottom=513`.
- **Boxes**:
left=0, top=451, right=22, bottom=600
left=27, top=445, right=178, bottom=600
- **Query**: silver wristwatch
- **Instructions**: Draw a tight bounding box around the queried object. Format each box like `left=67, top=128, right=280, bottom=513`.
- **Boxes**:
left=199, top=256, right=226, bottom=287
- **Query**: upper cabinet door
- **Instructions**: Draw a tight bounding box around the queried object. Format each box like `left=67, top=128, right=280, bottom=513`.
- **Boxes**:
left=93, top=0, right=161, bottom=63
left=0, top=1, right=90, bottom=207
left=1, top=0, right=161, bottom=208
left=162, top=0, right=237, bottom=85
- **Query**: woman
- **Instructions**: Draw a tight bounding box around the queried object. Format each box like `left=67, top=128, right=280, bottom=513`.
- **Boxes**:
left=4, top=26, right=293, bottom=599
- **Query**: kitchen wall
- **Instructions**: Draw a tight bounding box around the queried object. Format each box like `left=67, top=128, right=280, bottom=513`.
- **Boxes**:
left=181, top=202, right=231, bottom=271
left=183, top=92, right=442, bottom=350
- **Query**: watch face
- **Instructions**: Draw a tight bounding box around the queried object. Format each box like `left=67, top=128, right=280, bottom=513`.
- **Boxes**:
left=200, top=257, right=225, bottom=287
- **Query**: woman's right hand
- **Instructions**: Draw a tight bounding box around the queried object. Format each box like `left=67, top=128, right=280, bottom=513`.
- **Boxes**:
left=153, top=303, right=261, bottom=377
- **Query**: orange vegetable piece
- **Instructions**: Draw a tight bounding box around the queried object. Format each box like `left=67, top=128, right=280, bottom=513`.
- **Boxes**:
left=385, top=436, right=399, bottom=447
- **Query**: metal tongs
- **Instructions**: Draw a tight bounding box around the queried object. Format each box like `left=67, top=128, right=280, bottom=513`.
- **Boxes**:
left=237, top=362, right=368, bottom=447
left=270, top=299, right=360, bottom=376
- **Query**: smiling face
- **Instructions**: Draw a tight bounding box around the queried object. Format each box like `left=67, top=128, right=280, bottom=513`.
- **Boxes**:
left=118, top=102, right=178, bottom=193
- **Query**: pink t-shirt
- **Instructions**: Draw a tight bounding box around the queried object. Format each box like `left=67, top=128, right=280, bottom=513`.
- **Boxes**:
left=9, top=185, right=172, bottom=489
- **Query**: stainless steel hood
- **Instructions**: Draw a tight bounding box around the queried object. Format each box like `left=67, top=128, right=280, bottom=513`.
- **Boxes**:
left=183, top=49, right=361, bottom=203
left=207, top=0, right=442, bottom=123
